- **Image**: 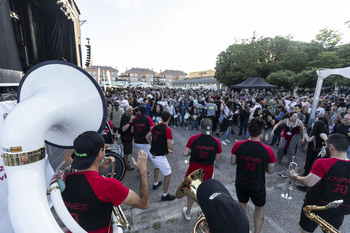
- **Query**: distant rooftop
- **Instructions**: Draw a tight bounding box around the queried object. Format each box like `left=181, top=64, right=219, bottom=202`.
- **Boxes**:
left=86, top=66, right=118, bottom=72
left=160, top=70, right=187, bottom=76
left=126, top=68, right=156, bottom=73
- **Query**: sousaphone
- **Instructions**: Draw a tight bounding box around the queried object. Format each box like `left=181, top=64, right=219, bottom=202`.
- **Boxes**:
left=1, top=61, right=107, bottom=232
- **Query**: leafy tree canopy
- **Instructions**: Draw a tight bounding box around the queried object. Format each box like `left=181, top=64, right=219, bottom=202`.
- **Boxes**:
left=214, top=29, right=350, bottom=89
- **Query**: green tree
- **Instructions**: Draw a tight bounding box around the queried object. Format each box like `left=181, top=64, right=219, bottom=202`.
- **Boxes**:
left=309, top=51, right=345, bottom=69
left=266, top=70, right=296, bottom=89
left=295, top=68, right=318, bottom=88
left=314, top=28, right=342, bottom=50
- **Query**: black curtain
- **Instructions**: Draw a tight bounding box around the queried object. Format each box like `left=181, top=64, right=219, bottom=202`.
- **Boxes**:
left=7, top=0, right=78, bottom=72
left=0, top=0, right=22, bottom=71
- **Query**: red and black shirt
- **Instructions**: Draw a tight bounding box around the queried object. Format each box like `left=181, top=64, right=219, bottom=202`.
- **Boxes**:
left=186, top=134, right=222, bottom=165
left=306, top=158, right=350, bottom=215
left=150, top=123, right=173, bottom=156
left=62, top=171, right=129, bottom=233
left=231, top=140, right=276, bottom=191
left=132, top=115, right=154, bottom=144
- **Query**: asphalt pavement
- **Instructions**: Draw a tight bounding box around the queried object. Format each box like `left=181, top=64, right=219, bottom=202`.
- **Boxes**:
left=118, top=126, right=350, bottom=233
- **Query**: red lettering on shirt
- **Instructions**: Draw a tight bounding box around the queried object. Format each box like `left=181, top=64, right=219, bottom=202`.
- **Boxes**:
left=327, top=176, right=350, bottom=184
left=65, top=202, right=89, bottom=211
left=240, top=155, right=263, bottom=163
left=194, top=145, right=215, bottom=151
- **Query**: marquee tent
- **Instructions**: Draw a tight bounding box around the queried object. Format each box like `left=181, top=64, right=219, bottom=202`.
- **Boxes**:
left=231, top=77, right=278, bottom=89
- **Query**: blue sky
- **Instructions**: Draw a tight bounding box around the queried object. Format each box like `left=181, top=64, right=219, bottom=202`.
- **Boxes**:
left=76, top=0, right=350, bottom=74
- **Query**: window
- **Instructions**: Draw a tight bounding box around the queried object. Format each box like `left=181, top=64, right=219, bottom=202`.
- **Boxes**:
left=146, top=74, right=149, bottom=77
left=130, top=73, right=133, bottom=76
left=93, top=72, right=96, bottom=75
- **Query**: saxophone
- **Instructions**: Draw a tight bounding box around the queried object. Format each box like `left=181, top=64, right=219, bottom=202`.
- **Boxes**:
left=303, top=200, right=344, bottom=233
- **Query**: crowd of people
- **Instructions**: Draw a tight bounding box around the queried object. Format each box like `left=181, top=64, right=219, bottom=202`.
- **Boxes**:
left=60, top=85, right=350, bottom=233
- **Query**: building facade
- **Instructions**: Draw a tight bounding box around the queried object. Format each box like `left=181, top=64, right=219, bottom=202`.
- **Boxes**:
left=85, top=65, right=119, bottom=86
left=158, top=70, right=187, bottom=87
left=125, top=68, right=156, bottom=84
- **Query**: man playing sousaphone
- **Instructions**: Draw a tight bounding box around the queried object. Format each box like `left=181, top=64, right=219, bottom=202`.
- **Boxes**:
left=61, top=131, right=150, bottom=232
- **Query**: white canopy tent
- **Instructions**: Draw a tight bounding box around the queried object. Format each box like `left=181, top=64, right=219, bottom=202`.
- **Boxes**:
left=309, top=66, right=350, bottom=127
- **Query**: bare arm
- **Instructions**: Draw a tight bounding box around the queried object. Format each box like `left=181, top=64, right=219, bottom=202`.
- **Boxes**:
left=272, top=119, right=285, bottom=132
left=215, top=153, right=221, bottom=162
left=231, top=153, right=237, bottom=165
left=167, top=139, right=173, bottom=151
left=183, top=147, right=190, bottom=157
left=290, top=172, right=321, bottom=187
left=123, top=150, right=149, bottom=209
left=145, top=132, right=152, bottom=144
left=266, top=163, right=275, bottom=174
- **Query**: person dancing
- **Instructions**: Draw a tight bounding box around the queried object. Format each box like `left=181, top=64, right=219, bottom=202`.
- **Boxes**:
left=271, top=112, right=305, bottom=164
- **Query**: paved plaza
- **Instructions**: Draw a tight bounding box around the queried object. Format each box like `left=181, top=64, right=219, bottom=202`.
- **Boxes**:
left=118, top=127, right=350, bottom=233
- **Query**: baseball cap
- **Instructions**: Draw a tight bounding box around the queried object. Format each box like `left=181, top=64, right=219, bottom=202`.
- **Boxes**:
left=200, top=118, right=212, bottom=135
left=71, top=131, right=105, bottom=170
left=197, top=179, right=250, bottom=233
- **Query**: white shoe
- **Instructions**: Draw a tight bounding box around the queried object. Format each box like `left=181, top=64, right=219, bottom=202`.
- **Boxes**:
left=186, top=127, right=188, bottom=130
left=221, top=140, right=227, bottom=146
left=183, top=207, right=191, bottom=221
left=225, top=139, right=231, bottom=143
left=173, top=125, right=176, bottom=128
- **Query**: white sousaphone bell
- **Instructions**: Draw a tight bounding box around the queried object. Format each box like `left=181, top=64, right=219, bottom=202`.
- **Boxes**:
left=1, top=61, right=107, bottom=233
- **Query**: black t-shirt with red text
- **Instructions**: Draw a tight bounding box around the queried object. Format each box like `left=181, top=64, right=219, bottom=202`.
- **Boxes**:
left=62, top=171, right=129, bottom=232
left=150, top=123, right=173, bottom=156
left=186, top=134, right=222, bottom=165
left=120, top=113, right=133, bottom=143
left=231, top=140, right=276, bottom=191
left=306, top=158, right=350, bottom=215
left=132, top=115, right=154, bottom=144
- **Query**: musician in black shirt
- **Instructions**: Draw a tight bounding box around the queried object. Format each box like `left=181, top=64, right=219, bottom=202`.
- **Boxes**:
left=145, top=111, right=175, bottom=201
left=291, top=134, right=350, bottom=233
left=131, top=105, right=154, bottom=154
left=231, top=118, right=276, bottom=233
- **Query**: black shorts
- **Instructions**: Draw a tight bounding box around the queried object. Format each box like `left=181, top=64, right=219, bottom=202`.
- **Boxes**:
left=235, top=184, right=266, bottom=207
left=299, top=203, right=344, bottom=232
left=122, top=142, right=133, bottom=155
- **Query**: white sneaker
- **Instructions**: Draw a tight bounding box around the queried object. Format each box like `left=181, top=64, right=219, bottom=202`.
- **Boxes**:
left=186, top=127, right=188, bottom=130
left=225, top=139, right=231, bottom=143
left=183, top=207, right=191, bottom=221
left=173, top=125, right=176, bottom=128
left=221, top=140, right=227, bottom=146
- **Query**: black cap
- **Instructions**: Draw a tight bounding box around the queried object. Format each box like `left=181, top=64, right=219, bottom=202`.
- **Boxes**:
left=197, top=179, right=250, bottom=233
left=71, top=131, right=105, bottom=170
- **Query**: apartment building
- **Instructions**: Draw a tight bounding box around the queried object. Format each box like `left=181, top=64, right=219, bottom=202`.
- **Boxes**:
left=157, top=70, right=187, bottom=87
left=85, top=65, right=119, bottom=85
left=125, top=68, right=156, bottom=84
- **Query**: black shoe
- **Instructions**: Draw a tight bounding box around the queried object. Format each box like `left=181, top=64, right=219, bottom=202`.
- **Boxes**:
left=238, top=133, right=242, bottom=136
left=231, top=131, right=235, bottom=134
left=269, top=143, right=274, bottom=145
left=161, top=193, right=175, bottom=201
left=215, top=133, right=220, bottom=137
left=153, top=181, right=163, bottom=190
